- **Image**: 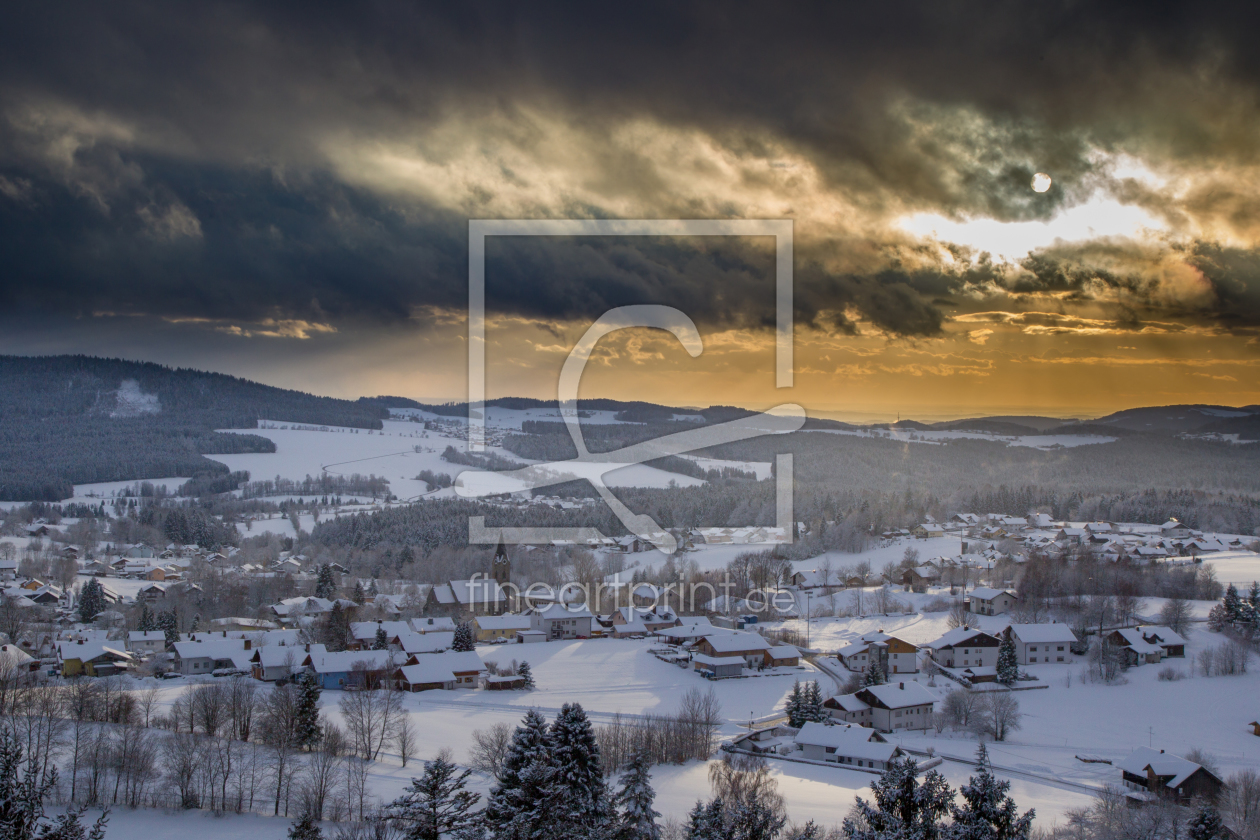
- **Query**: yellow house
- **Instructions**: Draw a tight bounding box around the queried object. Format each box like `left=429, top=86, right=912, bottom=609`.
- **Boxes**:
left=57, top=641, right=136, bottom=677
left=473, top=614, right=531, bottom=642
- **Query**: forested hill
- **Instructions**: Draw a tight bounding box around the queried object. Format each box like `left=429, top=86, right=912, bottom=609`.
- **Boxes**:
left=0, top=355, right=387, bottom=502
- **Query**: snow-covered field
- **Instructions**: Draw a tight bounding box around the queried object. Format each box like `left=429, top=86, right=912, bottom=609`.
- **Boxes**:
left=124, top=634, right=1109, bottom=832
left=1200, top=549, right=1260, bottom=586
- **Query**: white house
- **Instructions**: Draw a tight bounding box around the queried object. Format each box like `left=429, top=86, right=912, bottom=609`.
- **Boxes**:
left=852, top=681, right=936, bottom=732
left=392, top=650, right=486, bottom=692
left=822, top=693, right=873, bottom=725
left=528, top=604, right=594, bottom=640
left=794, top=721, right=902, bottom=769
left=251, top=643, right=326, bottom=682
left=966, top=587, right=1018, bottom=615
left=924, top=627, right=1002, bottom=669
left=126, top=630, right=166, bottom=656
left=1008, top=624, right=1077, bottom=664
left=171, top=638, right=254, bottom=675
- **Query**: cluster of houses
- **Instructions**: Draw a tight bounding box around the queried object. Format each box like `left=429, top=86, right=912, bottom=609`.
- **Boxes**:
left=908, top=513, right=1243, bottom=564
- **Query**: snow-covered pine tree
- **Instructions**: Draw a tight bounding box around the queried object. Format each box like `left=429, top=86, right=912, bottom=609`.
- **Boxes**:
left=507, top=751, right=563, bottom=840
left=315, top=564, right=336, bottom=600
left=373, top=625, right=390, bottom=650
left=518, top=660, right=535, bottom=690
left=948, top=743, right=1034, bottom=840
left=727, top=796, right=785, bottom=840
left=386, top=754, right=481, bottom=840
left=614, top=750, right=661, bottom=840
left=77, top=578, right=103, bottom=623
left=453, top=622, right=475, bottom=652
left=189, top=613, right=200, bottom=634
left=137, top=603, right=155, bottom=632
left=842, top=757, right=952, bottom=840
left=352, top=580, right=366, bottom=605
left=1207, top=603, right=1229, bottom=633
left=785, top=681, right=804, bottom=728
left=322, top=602, right=347, bottom=651
left=295, top=670, right=323, bottom=750
left=288, top=813, right=323, bottom=840
left=806, top=681, right=827, bottom=722
left=1187, top=802, right=1225, bottom=840
left=684, top=798, right=725, bottom=840
left=550, top=702, right=611, bottom=832
left=1222, top=584, right=1243, bottom=623
left=160, top=609, right=179, bottom=649
left=484, top=709, right=553, bottom=836
left=863, top=663, right=886, bottom=687
left=997, top=631, right=1019, bottom=685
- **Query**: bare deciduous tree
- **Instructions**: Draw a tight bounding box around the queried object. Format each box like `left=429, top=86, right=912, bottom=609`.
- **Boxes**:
left=468, top=721, right=513, bottom=777
left=973, top=692, right=1022, bottom=741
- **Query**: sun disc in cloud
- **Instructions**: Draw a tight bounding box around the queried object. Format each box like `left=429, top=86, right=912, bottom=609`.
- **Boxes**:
left=1031, top=172, right=1052, bottom=193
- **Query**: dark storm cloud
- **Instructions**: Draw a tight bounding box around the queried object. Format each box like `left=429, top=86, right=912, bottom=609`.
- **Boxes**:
left=4, top=1, right=1260, bottom=336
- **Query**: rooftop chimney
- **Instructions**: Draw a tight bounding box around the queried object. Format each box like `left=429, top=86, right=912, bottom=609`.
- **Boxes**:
left=899, top=682, right=904, bottom=689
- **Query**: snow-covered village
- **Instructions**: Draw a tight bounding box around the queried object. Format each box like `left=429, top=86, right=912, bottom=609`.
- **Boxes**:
left=3, top=6, right=1260, bottom=840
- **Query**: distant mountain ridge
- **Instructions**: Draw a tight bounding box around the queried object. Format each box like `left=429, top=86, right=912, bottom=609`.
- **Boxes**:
left=368, top=395, right=1259, bottom=438
left=2, top=353, right=1254, bottom=503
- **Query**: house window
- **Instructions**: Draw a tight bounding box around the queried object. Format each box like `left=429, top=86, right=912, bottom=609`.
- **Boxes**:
left=825, top=747, right=836, bottom=754
left=1030, top=657, right=1037, bottom=663
left=1057, top=646, right=1065, bottom=651
left=1057, top=657, right=1064, bottom=662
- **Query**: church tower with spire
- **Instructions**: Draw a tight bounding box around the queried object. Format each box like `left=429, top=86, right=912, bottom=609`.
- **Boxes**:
left=492, top=537, right=511, bottom=587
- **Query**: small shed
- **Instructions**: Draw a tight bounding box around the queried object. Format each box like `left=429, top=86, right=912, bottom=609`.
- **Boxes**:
left=692, top=653, right=743, bottom=678
left=485, top=674, right=527, bottom=691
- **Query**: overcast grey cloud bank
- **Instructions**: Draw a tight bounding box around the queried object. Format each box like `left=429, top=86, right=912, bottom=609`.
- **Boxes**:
left=4, top=1, right=1260, bottom=347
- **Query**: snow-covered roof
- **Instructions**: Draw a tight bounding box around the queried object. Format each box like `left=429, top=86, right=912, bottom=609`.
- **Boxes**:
left=826, top=694, right=870, bottom=712
left=449, top=579, right=505, bottom=606
left=56, top=640, right=135, bottom=663
left=655, top=623, right=731, bottom=640
left=1133, top=626, right=1188, bottom=647
left=127, top=630, right=165, bottom=642
left=305, top=649, right=395, bottom=674
left=474, top=615, right=532, bottom=631
left=968, top=587, right=1016, bottom=601
left=766, top=645, right=799, bottom=659
left=411, top=616, right=457, bottom=633
left=172, top=639, right=253, bottom=669
left=700, top=633, right=771, bottom=653
left=794, top=722, right=898, bottom=761
left=395, top=660, right=456, bottom=686
left=837, top=641, right=870, bottom=657
left=253, top=643, right=324, bottom=668
left=396, top=631, right=454, bottom=654
left=1117, top=747, right=1213, bottom=788
left=429, top=584, right=456, bottom=605
left=1009, top=624, right=1078, bottom=644
left=350, top=621, right=412, bottom=642
left=858, top=681, right=937, bottom=709
left=0, top=644, right=35, bottom=667
left=925, top=627, right=996, bottom=650
left=531, top=603, right=595, bottom=619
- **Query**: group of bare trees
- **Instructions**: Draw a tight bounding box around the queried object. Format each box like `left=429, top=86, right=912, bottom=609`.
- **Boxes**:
left=466, top=686, right=723, bottom=780
left=594, top=687, right=723, bottom=772
left=935, top=689, right=1023, bottom=741
left=0, top=670, right=421, bottom=827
